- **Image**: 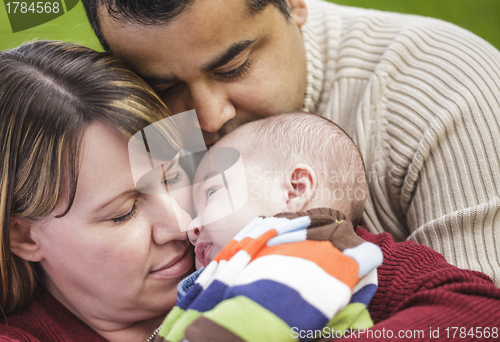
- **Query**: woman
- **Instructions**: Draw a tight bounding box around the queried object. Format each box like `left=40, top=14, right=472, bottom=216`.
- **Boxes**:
left=0, top=41, right=194, bottom=342
left=2, top=41, right=500, bottom=342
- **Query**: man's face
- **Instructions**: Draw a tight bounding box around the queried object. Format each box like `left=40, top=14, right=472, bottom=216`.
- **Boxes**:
left=98, top=0, right=308, bottom=146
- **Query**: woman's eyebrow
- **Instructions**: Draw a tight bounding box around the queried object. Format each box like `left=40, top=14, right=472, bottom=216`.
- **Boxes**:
left=95, top=189, right=136, bottom=212
left=202, top=39, right=256, bottom=73
left=161, top=153, right=180, bottom=172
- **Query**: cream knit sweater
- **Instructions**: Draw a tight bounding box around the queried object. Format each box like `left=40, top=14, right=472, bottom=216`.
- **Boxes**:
left=302, top=0, right=500, bottom=286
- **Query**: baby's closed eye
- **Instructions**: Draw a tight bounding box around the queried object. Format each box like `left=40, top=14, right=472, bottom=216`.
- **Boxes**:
left=203, top=187, right=219, bottom=200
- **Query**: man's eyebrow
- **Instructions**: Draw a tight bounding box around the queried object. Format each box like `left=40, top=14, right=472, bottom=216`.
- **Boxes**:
left=202, top=39, right=256, bottom=73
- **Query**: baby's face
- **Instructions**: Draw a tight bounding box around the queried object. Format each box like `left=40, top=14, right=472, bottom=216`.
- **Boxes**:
left=188, top=153, right=284, bottom=267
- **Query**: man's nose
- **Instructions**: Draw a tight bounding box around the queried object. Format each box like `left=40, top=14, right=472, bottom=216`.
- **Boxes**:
left=187, top=81, right=236, bottom=133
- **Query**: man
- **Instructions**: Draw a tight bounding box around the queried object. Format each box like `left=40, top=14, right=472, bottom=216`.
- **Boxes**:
left=81, top=0, right=500, bottom=289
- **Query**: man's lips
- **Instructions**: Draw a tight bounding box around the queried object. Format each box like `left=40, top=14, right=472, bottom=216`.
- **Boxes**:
left=149, top=245, right=194, bottom=279
left=195, top=242, right=213, bottom=267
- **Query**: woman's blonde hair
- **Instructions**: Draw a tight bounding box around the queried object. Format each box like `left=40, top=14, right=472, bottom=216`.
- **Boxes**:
left=0, top=41, right=182, bottom=314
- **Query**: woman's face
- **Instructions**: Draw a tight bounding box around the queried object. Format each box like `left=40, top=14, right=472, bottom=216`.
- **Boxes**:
left=31, top=122, right=194, bottom=331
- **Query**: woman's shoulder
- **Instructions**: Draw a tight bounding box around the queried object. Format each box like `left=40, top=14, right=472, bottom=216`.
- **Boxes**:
left=0, top=298, right=44, bottom=341
left=0, top=324, right=37, bottom=341
left=0, top=289, right=107, bottom=342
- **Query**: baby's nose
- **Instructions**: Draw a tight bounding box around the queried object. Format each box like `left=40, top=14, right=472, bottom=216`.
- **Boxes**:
left=187, top=217, right=203, bottom=244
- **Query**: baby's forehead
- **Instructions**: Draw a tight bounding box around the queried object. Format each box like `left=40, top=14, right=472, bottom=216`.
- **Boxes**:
left=192, top=144, right=246, bottom=185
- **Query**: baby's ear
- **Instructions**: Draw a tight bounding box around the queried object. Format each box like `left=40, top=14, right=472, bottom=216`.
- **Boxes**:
left=9, top=217, right=43, bottom=262
left=285, top=164, right=317, bottom=212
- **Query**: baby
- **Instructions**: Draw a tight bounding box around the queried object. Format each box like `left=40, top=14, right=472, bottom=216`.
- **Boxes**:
left=156, top=112, right=382, bottom=342
left=188, top=111, right=368, bottom=267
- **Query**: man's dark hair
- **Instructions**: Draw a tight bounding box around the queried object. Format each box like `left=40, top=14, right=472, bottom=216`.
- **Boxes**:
left=81, top=0, right=291, bottom=52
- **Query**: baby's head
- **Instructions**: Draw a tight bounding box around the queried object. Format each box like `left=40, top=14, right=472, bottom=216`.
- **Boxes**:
left=188, top=112, right=366, bottom=267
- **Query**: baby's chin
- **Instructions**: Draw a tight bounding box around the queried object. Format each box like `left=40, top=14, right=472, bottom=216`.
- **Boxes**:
left=210, top=245, right=222, bottom=261
left=194, top=244, right=222, bottom=269
left=195, top=257, right=204, bottom=270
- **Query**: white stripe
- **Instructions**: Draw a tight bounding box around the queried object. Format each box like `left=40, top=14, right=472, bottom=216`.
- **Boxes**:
left=233, top=217, right=264, bottom=241
left=234, top=216, right=311, bottom=245
left=213, top=251, right=252, bottom=286
left=267, top=230, right=307, bottom=246
left=233, top=217, right=289, bottom=241
left=353, top=268, right=378, bottom=295
left=197, top=251, right=253, bottom=289
left=196, top=259, right=221, bottom=289
left=273, top=216, right=311, bottom=235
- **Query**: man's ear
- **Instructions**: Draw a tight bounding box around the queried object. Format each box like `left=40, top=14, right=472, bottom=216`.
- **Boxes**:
left=287, top=0, right=307, bottom=27
left=9, top=217, right=43, bottom=262
left=285, top=163, right=317, bottom=212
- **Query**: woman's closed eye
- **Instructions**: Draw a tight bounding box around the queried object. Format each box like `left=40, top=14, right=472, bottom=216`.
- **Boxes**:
left=112, top=202, right=137, bottom=223
left=163, top=171, right=182, bottom=185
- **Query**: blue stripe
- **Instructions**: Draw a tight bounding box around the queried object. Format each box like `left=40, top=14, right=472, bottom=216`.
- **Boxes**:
left=226, top=279, right=329, bottom=335
left=188, top=280, right=229, bottom=312
left=177, top=283, right=203, bottom=310
left=350, top=284, right=377, bottom=306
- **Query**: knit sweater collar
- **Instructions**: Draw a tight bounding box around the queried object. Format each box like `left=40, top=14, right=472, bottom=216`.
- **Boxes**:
left=301, top=0, right=341, bottom=113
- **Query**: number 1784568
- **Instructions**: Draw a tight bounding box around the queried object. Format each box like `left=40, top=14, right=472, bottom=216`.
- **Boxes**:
left=5, top=2, right=60, bottom=14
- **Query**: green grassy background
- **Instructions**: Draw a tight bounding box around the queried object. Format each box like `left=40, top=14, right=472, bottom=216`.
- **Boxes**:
left=1, top=0, right=499, bottom=51
left=328, top=0, right=500, bottom=50
left=0, top=1, right=102, bottom=51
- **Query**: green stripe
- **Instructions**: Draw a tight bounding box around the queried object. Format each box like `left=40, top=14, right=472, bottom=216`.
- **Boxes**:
left=159, top=306, right=202, bottom=342
left=326, top=302, right=373, bottom=333
left=204, top=296, right=294, bottom=342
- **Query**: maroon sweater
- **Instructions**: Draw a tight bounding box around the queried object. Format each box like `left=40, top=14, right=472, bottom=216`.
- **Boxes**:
left=1, top=229, right=499, bottom=342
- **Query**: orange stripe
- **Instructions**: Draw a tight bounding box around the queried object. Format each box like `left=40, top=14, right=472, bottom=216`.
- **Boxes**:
left=243, top=230, right=278, bottom=256
left=214, top=239, right=243, bottom=262
left=254, top=240, right=359, bottom=290
left=214, top=230, right=278, bottom=262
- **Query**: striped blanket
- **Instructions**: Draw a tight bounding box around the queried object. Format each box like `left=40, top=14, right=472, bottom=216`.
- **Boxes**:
left=155, top=208, right=383, bottom=342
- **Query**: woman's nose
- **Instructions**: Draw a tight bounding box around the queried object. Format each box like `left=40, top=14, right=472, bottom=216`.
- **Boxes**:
left=146, top=193, right=191, bottom=245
